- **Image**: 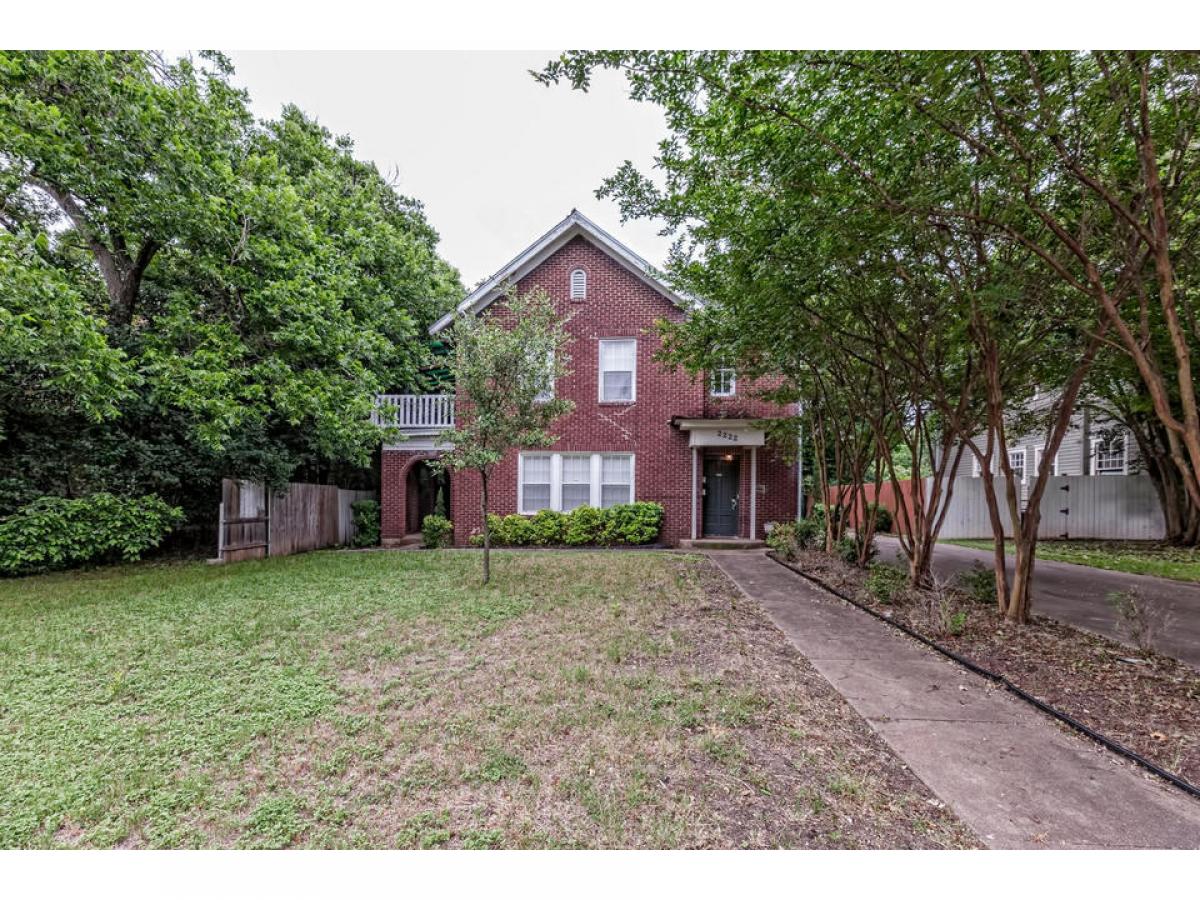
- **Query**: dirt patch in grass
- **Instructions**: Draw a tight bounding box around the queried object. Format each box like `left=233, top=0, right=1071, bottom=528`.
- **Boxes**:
left=234, top=553, right=975, bottom=848
left=782, top=550, right=1200, bottom=789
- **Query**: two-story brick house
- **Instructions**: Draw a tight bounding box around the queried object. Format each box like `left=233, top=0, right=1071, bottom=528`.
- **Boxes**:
left=378, top=210, right=800, bottom=547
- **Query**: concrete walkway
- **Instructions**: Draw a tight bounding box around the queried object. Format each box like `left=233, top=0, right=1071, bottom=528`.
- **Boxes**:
left=709, top=550, right=1200, bottom=849
left=876, top=536, right=1200, bottom=668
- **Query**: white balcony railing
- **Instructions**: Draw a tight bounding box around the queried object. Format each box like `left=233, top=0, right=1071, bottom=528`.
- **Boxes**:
left=373, top=394, right=455, bottom=430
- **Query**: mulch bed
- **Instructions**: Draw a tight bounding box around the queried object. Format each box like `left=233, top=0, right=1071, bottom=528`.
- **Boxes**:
left=773, top=549, right=1200, bottom=790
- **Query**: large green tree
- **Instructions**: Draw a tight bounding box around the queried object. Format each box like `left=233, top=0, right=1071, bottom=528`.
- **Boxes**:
left=538, top=51, right=1140, bottom=621
left=0, top=51, right=460, bottom=524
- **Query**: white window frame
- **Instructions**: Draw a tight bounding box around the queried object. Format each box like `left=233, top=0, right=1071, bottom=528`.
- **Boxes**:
left=1008, top=448, right=1026, bottom=484
left=518, top=452, right=636, bottom=513
left=559, top=453, right=593, bottom=512
left=1094, top=434, right=1128, bottom=475
left=1034, top=447, right=1060, bottom=477
left=710, top=366, right=737, bottom=398
left=570, top=268, right=587, bottom=300
left=534, top=348, right=555, bottom=403
left=599, top=453, right=635, bottom=508
left=598, top=338, right=637, bottom=403
left=517, top=453, right=553, bottom=514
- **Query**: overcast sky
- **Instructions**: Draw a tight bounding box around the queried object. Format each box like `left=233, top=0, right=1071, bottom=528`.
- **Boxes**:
left=226, top=51, right=672, bottom=289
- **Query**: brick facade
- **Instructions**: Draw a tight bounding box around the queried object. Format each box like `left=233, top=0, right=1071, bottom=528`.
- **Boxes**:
left=382, top=232, right=798, bottom=547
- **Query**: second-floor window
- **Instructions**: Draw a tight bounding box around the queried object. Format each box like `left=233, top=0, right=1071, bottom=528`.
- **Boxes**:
left=599, top=339, right=636, bottom=402
left=1095, top=435, right=1127, bottom=475
left=533, top=349, right=555, bottom=402
left=710, top=366, right=736, bottom=397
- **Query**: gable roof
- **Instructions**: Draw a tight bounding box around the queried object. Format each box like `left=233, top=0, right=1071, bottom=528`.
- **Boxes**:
left=429, top=209, right=691, bottom=334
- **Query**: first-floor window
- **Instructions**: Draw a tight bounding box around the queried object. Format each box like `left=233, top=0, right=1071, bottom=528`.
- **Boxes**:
left=1095, top=435, right=1127, bottom=475
left=519, top=452, right=635, bottom=512
left=561, top=454, right=592, bottom=511
left=1008, top=449, right=1026, bottom=483
left=520, top=454, right=552, bottom=513
left=600, top=454, right=633, bottom=507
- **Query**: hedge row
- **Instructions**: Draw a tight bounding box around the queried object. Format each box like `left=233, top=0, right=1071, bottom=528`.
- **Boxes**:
left=469, top=502, right=664, bottom=547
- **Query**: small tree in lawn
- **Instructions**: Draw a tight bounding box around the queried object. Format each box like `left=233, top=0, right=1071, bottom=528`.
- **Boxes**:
left=433, top=287, right=573, bottom=584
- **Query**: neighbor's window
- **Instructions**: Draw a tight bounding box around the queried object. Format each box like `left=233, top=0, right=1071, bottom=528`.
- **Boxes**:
left=561, top=455, right=592, bottom=512
left=520, top=454, right=552, bottom=513
left=570, top=268, right=587, bottom=300
left=600, top=454, right=634, bottom=508
left=1008, top=449, right=1026, bottom=483
left=710, top=366, right=736, bottom=397
left=1095, top=435, right=1127, bottom=475
left=599, top=339, right=637, bottom=402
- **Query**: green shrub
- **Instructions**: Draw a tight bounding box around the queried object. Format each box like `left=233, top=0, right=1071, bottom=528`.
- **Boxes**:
left=350, top=499, right=380, bottom=547
left=811, top=503, right=844, bottom=535
left=564, top=505, right=605, bottom=545
left=865, top=563, right=907, bottom=604
left=766, top=522, right=800, bottom=560
left=467, top=502, right=665, bottom=548
left=956, top=561, right=996, bottom=605
left=529, top=509, right=566, bottom=545
left=0, top=492, right=184, bottom=576
left=600, top=502, right=664, bottom=545
left=421, top=514, right=453, bottom=549
left=865, top=503, right=893, bottom=534
left=835, top=533, right=877, bottom=567
left=794, top=516, right=821, bottom=549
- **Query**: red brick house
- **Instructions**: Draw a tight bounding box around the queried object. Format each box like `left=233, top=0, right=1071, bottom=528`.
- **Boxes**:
left=378, top=210, right=801, bottom=547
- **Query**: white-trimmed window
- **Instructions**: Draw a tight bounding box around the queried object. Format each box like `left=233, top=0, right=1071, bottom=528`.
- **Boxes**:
left=570, top=268, right=587, bottom=300
left=710, top=366, right=736, bottom=397
left=599, top=339, right=636, bottom=402
left=561, top=454, right=592, bottom=512
left=1095, top=435, right=1127, bottom=475
left=533, top=349, right=555, bottom=402
left=519, top=454, right=552, bottom=513
left=1008, top=449, right=1026, bottom=483
left=518, top=452, right=635, bottom=512
left=1034, top=447, right=1060, bottom=477
left=600, top=454, right=634, bottom=508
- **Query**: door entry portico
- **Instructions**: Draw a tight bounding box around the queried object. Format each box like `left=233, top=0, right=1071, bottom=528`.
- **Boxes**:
left=703, top=456, right=740, bottom=536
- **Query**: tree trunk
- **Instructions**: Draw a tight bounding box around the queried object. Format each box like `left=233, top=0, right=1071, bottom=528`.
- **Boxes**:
left=480, top=470, right=491, bottom=585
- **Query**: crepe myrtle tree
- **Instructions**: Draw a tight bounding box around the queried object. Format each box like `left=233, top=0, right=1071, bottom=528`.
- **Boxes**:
left=431, top=287, right=573, bottom=584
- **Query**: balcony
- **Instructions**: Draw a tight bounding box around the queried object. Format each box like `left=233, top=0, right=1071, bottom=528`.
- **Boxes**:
left=373, top=394, right=455, bottom=434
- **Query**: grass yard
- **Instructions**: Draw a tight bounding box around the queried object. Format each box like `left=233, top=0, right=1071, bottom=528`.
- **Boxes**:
left=0, top=550, right=974, bottom=849
left=944, top=539, right=1200, bottom=583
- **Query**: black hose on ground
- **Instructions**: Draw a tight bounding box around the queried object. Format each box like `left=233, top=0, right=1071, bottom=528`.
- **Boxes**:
left=765, top=552, right=1200, bottom=802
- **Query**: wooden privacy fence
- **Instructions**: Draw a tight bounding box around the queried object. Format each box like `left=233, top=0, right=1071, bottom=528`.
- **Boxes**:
left=217, top=479, right=376, bottom=562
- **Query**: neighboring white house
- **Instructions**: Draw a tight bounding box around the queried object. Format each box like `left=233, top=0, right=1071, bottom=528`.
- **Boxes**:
left=963, top=394, right=1139, bottom=498
left=942, top=392, right=1163, bottom=540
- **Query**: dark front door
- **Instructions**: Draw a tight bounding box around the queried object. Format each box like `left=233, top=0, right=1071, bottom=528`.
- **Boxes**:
left=703, top=456, right=740, bottom=536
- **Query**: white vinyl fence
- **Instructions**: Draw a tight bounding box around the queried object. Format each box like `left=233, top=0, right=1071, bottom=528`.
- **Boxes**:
left=936, top=475, right=1165, bottom=540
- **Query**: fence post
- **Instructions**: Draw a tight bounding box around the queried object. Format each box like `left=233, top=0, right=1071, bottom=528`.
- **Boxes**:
left=217, top=501, right=225, bottom=561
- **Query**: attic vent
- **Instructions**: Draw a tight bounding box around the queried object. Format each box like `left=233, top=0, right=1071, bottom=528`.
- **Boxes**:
left=570, top=268, right=587, bottom=300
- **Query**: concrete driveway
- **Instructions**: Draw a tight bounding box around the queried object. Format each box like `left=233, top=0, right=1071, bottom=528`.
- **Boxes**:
left=876, top=536, right=1200, bottom=669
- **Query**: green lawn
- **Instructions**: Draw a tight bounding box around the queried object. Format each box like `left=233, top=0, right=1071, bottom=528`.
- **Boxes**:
left=0, top=550, right=972, bottom=849
left=944, top=539, right=1200, bottom=583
